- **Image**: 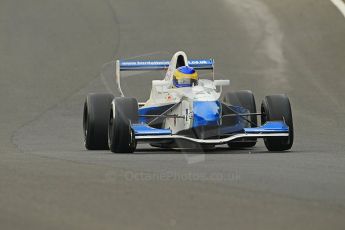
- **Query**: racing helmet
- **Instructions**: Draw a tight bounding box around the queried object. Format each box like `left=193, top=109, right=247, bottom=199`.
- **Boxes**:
left=173, top=66, right=198, bottom=88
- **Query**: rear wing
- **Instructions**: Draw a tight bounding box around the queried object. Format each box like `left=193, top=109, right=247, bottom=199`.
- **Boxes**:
left=115, top=59, right=214, bottom=96
left=118, top=59, right=214, bottom=71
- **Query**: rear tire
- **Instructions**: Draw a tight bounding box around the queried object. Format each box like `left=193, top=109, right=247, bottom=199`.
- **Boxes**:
left=83, top=93, right=114, bottom=150
left=223, top=90, right=257, bottom=148
left=108, top=97, right=138, bottom=153
left=261, top=94, right=294, bottom=151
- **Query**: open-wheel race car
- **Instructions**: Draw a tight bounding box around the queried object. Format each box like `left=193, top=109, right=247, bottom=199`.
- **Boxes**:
left=83, top=51, right=293, bottom=153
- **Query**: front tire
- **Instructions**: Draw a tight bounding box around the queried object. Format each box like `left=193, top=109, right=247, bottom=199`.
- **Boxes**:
left=108, top=97, right=138, bottom=153
left=261, top=94, right=294, bottom=151
left=223, top=90, right=257, bottom=148
left=83, top=93, right=114, bottom=150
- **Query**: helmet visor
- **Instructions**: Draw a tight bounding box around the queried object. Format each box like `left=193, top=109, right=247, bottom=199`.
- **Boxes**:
left=173, top=77, right=198, bottom=87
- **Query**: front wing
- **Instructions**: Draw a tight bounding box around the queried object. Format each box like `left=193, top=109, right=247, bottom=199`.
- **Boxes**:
left=131, top=121, right=289, bottom=145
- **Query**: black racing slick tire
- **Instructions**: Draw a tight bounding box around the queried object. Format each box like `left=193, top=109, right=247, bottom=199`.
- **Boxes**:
left=108, top=97, right=138, bottom=153
left=261, top=94, right=294, bottom=151
left=83, top=93, right=114, bottom=150
left=223, top=90, right=257, bottom=148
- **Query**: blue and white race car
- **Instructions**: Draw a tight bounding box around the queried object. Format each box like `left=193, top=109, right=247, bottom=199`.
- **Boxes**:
left=83, top=51, right=293, bottom=153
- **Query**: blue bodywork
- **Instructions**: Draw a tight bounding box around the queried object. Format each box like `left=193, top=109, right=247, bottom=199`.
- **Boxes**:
left=132, top=124, right=172, bottom=136
left=244, top=121, right=289, bottom=133
left=193, top=101, right=221, bottom=127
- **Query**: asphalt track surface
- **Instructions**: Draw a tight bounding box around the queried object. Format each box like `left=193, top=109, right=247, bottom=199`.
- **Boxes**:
left=1, top=0, right=345, bottom=229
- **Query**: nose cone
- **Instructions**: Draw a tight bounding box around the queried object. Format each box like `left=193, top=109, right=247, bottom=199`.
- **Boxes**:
left=193, top=101, right=221, bottom=127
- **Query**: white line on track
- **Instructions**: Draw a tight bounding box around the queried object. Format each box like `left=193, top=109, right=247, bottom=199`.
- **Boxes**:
left=331, top=0, right=345, bottom=18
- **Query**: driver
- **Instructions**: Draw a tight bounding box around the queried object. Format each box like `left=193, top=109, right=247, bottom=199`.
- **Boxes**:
left=172, top=66, right=198, bottom=88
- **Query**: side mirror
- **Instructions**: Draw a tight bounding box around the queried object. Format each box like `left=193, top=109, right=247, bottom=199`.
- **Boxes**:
left=214, top=80, right=230, bottom=87
left=152, top=80, right=169, bottom=93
